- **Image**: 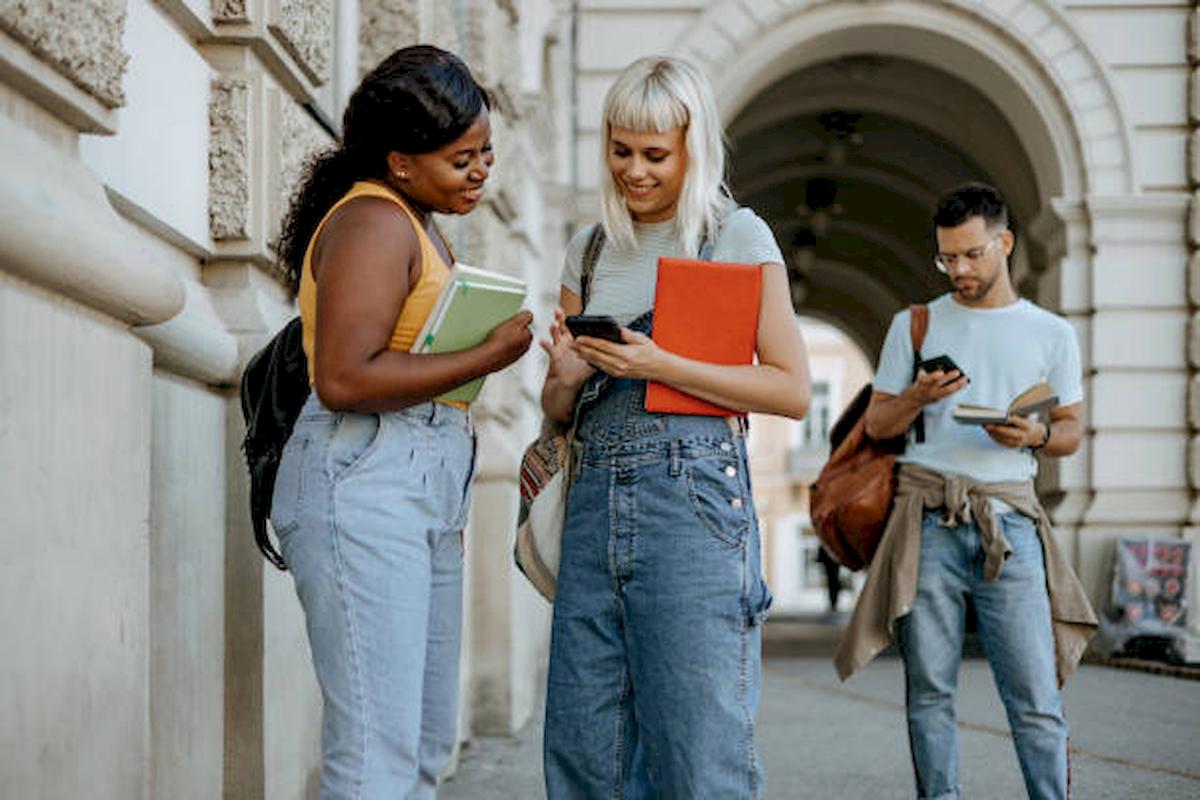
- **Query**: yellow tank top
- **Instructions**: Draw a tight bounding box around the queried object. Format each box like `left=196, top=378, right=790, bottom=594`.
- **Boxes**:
left=298, top=181, right=466, bottom=407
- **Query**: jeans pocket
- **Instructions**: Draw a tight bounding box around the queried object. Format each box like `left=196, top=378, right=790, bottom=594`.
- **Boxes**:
left=270, top=434, right=309, bottom=539
left=747, top=576, right=773, bottom=627
left=684, top=455, right=750, bottom=548
left=326, top=412, right=385, bottom=483
left=454, top=431, right=478, bottom=531
left=999, top=511, right=1042, bottom=563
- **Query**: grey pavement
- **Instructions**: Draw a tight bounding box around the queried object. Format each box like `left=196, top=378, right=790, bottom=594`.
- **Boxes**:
left=441, top=618, right=1200, bottom=799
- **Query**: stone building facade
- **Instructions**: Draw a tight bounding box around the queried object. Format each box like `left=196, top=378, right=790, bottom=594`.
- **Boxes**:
left=0, top=1, right=572, bottom=797
left=1, top=1, right=1197, bottom=798
left=570, top=0, right=1198, bottom=652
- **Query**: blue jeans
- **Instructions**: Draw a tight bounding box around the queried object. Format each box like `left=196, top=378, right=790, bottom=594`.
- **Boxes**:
left=271, top=396, right=476, bottom=800
left=896, top=510, right=1068, bottom=800
left=544, top=379, right=772, bottom=799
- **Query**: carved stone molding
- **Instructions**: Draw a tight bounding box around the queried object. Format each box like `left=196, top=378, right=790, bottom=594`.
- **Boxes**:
left=273, top=98, right=333, bottom=276
left=0, top=0, right=129, bottom=108
left=272, top=0, right=333, bottom=84
left=210, top=77, right=251, bottom=241
left=279, top=100, right=331, bottom=217
left=358, top=0, right=420, bottom=77
left=431, top=0, right=462, bottom=56
left=212, top=0, right=249, bottom=22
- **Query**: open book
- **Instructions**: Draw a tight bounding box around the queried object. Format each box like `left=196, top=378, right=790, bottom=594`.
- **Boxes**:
left=411, top=263, right=527, bottom=404
left=952, top=378, right=1058, bottom=425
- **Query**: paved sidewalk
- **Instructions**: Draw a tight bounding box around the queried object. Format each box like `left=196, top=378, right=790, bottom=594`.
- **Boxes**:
left=442, top=619, right=1200, bottom=799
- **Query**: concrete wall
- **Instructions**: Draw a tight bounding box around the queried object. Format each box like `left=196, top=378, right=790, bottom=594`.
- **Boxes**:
left=0, top=271, right=153, bottom=799
left=150, top=374, right=227, bottom=800
left=0, top=0, right=572, bottom=797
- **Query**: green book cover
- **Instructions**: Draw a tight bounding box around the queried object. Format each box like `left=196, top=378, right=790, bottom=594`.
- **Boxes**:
left=420, top=278, right=526, bottom=403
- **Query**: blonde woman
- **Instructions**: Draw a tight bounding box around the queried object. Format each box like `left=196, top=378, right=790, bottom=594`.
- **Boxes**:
left=540, top=56, right=811, bottom=798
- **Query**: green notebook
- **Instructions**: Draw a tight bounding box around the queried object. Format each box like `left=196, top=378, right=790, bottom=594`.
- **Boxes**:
left=412, top=268, right=527, bottom=403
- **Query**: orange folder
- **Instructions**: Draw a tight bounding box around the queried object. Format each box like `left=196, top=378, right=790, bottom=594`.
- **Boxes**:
left=646, top=257, right=762, bottom=416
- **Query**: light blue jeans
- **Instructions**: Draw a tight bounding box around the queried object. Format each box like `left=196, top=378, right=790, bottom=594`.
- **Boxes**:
left=271, top=395, right=475, bottom=800
left=544, top=377, right=772, bottom=799
left=896, top=509, right=1068, bottom=800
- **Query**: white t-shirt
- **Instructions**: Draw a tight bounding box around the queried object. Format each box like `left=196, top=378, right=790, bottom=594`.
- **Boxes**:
left=560, top=208, right=784, bottom=323
left=873, top=294, right=1083, bottom=484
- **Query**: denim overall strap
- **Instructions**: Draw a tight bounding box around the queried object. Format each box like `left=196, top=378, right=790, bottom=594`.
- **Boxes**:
left=572, top=232, right=712, bottom=422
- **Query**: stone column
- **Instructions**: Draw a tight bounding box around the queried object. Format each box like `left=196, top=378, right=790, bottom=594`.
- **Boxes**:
left=1029, top=199, right=1093, bottom=568
left=1077, top=195, right=1191, bottom=608
left=1183, top=4, right=1200, bottom=661
left=206, top=3, right=336, bottom=798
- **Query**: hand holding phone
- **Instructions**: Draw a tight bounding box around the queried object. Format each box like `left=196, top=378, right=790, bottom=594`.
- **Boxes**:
left=565, top=314, right=625, bottom=344
left=918, top=354, right=967, bottom=386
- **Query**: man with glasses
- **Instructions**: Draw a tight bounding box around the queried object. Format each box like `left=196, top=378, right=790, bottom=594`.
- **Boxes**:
left=836, top=183, right=1097, bottom=799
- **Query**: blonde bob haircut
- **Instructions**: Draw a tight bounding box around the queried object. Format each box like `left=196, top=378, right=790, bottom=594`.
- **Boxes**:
left=600, top=56, right=735, bottom=254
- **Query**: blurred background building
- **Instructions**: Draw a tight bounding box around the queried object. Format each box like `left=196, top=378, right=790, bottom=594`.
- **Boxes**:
left=1, top=1, right=1195, bottom=797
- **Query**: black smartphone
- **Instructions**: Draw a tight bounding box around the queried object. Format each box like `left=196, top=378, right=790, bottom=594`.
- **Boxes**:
left=918, top=354, right=967, bottom=385
left=565, top=314, right=624, bottom=344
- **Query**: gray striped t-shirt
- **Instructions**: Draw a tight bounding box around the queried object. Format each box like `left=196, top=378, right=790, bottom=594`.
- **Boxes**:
left=561, top=208, right=784, bottom=324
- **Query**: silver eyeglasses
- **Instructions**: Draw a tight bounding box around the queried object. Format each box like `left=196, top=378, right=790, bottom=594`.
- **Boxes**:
left=934, top=235, right=1001, bottom=274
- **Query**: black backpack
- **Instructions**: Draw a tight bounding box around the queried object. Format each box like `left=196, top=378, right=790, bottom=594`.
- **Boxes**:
left=239, top=316, right=310, bottom=570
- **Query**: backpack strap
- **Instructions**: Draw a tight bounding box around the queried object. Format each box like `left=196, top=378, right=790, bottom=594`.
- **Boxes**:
left=909, top=304, right=930, bottom=443
left=579, top=223, right=605, bottom=309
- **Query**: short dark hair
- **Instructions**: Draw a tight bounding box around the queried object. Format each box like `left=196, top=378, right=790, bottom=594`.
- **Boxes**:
left=933, top=182, right=1008, bottom=230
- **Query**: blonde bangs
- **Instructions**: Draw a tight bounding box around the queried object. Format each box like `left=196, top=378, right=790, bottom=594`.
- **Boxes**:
left=604, top=74, right=689, bottom=134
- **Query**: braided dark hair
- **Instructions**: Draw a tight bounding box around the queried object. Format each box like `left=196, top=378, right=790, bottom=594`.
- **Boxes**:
left=275, top=45, right=489, bottom=292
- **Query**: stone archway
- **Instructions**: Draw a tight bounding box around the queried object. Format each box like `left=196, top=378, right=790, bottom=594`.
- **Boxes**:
left=674, top=0, right=1135, bottom=198
left=666, top=0, right=1190, bottom=603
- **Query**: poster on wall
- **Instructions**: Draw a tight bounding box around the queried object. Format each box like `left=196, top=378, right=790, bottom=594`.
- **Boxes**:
left=1099, top=538, right=1192, bottom=658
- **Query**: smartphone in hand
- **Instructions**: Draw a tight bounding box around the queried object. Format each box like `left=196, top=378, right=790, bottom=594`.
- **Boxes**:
left=918, top=354, right=967, bottom=386
left=565, top=314, right=624, bottom=344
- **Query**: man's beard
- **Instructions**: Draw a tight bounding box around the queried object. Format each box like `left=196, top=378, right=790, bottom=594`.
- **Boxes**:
left=954, top=272, right=998, bottom=301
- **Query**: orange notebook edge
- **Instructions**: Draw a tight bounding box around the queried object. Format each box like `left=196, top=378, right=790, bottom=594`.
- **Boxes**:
left=646, top=257, right=762, bottom=417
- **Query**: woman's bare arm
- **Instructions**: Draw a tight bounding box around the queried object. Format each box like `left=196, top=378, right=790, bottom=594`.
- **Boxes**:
left=312, top=198, right=531, bottom=413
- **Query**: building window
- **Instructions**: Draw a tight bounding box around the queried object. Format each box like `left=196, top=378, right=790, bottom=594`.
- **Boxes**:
left=796, top=382, right=832, bottom=447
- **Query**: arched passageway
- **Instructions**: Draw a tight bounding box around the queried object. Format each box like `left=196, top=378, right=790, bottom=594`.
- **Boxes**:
left=727, top=55, right=1044, bottom=361
left=671, top=0, right=1191, bottom=602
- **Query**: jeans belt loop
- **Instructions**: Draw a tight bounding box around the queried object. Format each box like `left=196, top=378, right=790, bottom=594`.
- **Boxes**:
left=668, top=439, right=682, bottom=478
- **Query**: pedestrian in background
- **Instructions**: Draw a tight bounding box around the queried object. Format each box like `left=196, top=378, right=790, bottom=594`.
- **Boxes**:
left=838, top=183, right=1097, bottom=799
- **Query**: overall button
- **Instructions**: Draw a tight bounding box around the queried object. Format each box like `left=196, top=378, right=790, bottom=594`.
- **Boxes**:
left=730, top=497, right=743, bottom=509
left=724, top=465, right=737, bottom=477
left=720, top=442, right=733, bottom=452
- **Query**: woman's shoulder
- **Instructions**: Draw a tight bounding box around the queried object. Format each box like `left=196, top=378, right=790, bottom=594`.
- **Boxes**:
left=563, top=222, right=604, bottom=271
left=316, top=190, right=420, bottom=267
left=714, top=207, right=782, bottom=263
left=566, top=222, right=600, bottom=253
left=719, top=207, right=771, bottom=237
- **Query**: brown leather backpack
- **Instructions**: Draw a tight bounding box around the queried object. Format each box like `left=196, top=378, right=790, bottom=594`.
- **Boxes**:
left=810, top=305, right=928, bottom=570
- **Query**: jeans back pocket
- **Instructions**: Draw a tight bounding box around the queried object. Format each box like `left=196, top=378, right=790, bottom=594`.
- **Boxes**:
left=270, top=434, right=310, bottom=539
left=326, top=413, right=384, bottom=483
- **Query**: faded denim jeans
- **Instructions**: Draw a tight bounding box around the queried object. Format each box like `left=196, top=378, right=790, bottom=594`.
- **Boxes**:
left=271, top=395, right=475, bottom=800
left=544, top=378, right=772, bottom=799
left=897, top=509, right=1068, bottom=800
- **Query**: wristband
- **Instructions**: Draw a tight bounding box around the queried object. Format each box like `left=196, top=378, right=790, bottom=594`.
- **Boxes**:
left=1031, top=419, right=1052, bottom=452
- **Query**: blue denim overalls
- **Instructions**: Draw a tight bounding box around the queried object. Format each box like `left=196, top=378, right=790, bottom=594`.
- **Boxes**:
left=544, top=311, right=772, bottom=799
